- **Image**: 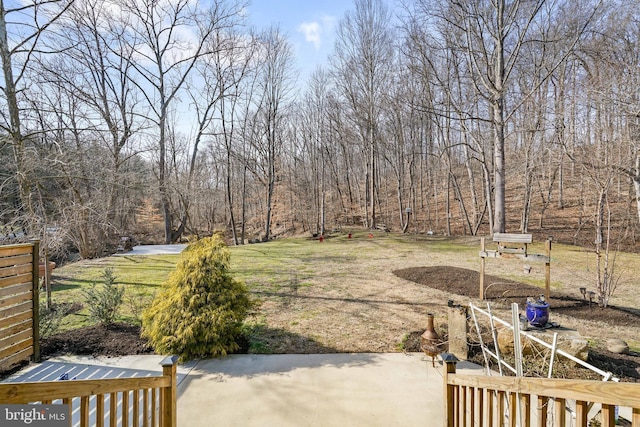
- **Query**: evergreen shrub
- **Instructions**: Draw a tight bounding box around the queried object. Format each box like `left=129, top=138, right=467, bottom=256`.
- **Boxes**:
left=82, top=267, right=124, bottom=326
left=142, top=235, right=251, bottom=361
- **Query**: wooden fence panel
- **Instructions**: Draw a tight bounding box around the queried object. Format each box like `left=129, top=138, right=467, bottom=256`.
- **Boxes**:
left=0, top=241, right=39, bottom=371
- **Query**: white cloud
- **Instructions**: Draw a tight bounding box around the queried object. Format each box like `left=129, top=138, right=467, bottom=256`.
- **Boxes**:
left=297, top=21, right=322, bottom=50
left=320, top=14, right=337, bottom=32
left=297, top=14, right=338, bottom=51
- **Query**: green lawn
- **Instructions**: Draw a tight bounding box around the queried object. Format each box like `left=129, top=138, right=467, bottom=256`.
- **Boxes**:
left=47, top=232, right=640, bottom=352
left=51, top=254, right=178, bottom=329
left=49, top=232, right=480, bottom=331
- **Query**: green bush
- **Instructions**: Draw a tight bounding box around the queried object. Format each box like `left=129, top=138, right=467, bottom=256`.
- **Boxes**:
left=38, top=301, right=65, bottom=338
left=126, top=290, right=156, bottom=326
left=82, top=268, right=125, bottom=326
left=142, top=235, right=252, bottom=361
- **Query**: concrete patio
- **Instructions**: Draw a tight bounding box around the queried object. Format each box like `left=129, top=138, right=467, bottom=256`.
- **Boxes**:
left=4, top=353, right=483, bottom=426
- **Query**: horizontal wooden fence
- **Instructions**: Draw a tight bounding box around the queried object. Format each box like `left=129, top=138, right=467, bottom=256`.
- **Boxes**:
left=0, top=241, right=39, bottom=371
left=442, top=355, right=640, bottom=427
left=0, top=356, right=177, bottom=427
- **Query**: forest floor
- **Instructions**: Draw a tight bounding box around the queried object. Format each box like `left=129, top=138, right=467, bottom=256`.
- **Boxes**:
left=30, top=234, right=640, bottom=383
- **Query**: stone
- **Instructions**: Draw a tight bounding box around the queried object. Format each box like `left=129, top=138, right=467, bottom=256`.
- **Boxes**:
left=558, top=335, right=589, bottom=362
left=496, top=325, right=536, bottom=356
left=606, top=338, right=628, bottom=354
left=496, top=326, right=589, bottom=362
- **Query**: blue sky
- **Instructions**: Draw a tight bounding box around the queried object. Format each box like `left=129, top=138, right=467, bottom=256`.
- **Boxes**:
left=245, top=0, right=358, bottom=84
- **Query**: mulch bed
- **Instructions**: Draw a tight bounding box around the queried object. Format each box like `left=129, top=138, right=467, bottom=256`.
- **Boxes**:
left=40, top=323, right=154, bottom=358
left=393, top=266, right=639, bottom=326
left=394, top=266, right=640, bottom=382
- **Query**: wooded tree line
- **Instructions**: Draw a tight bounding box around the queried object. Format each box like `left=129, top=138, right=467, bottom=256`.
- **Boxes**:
left=2, top=0, right=640, bottom=259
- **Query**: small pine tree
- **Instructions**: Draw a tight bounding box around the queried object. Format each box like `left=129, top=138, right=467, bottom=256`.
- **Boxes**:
left=82, top=268, right=125, bottom=326
left=142, top=235, right=251, bottom=361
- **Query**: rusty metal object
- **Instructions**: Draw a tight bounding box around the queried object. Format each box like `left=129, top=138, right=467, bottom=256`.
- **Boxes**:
left=421, top=313, right=442, bottom=367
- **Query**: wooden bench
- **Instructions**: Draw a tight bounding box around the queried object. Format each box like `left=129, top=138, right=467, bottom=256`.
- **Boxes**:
left=493, top=232, right=532, bottom=257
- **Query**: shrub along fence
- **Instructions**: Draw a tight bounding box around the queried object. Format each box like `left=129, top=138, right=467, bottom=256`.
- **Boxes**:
left=0, top=240, right=40, bottom=371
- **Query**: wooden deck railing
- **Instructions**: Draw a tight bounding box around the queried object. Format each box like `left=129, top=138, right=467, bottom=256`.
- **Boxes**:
left=442, top=354, right=640, bottom=427
left=0, top=356, right=177, bottom=427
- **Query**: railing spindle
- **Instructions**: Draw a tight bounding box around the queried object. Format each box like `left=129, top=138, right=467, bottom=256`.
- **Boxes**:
left=575, top=400, right=588, bottom=427
left=508, top=392, right=516, bottom=427
left=486, top=390, right=494, bottom=427
left=632, top=407, right=640, bottom=427
left=62, top=397, right=72, bottom=423
left=151, top=388, right=157, bottom=427
left=123, top=390, right=129, bottom=427
left=80, top=395, right=90, bottom=427
left=601, top=404, right=616, bottom=427
left=536, top=396, right=548, bottom=427
left=143, top=388, right=149, bottom=427
left=96, top=393, right=104, bottom=427
left=110, top=392, right=117, bottom=427
left=477, top=388, right=484, bottom=426
left=461, top=386, right=468, bottom=427
left=554, top=398, right=566, bottom=426
left=469, top=387, right=475, bottom=427
left=520, top=394, right=530, bottom=427
left=497, top=391, right=505, bottom=427
left=133, top=389, right=140, bottom=427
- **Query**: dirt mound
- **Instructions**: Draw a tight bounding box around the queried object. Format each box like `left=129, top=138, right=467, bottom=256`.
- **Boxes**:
left=40, top=323, right=154, bottom=358
left=393, top=266, right=639, bottom=327
left=39, top=322, right=251, bottom=361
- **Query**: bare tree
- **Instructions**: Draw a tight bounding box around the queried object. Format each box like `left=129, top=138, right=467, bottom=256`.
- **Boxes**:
left=117, top=0, right=241, bottom=243
left=39, top=0, right=146, bottom=229
left=177, top=13, right=252, bottom=243
left=410, top=0, right=599, bottom=234
left=248, top=27, right=295, bottom=241
left=330, top=0, right=395, bottom=229
left=0, top=0, right=72, bottom=227
left=298, top=68, right=334, bottom=236
left=602, top=14, right=640, bottom=227
left=210, top=29, right=256, bottom=245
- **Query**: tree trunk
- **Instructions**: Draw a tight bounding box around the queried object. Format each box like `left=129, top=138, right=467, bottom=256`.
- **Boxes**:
left=445, top=172, right=452, bottom=236
left=492, top=97, right=506, bottom=234
left=482, top=159, right=494, bottom=234
left=521, top=148, right=532, bottom=233
left=492, top=1, right=506, bottom=234
left=465, top=146, right=480, bottom=234
left=264, top=143, right=275, bottom=241
left=369, top=125, right=376, bottom=230
left=241, top=163, right=247, bottom=244
left=0, top=8, right=31, bottom=217
left=558, top=151, right=565, bottom=209
left=159, top=109, right=172, bottom=244
left=634, top=156, right=640, bottom=225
